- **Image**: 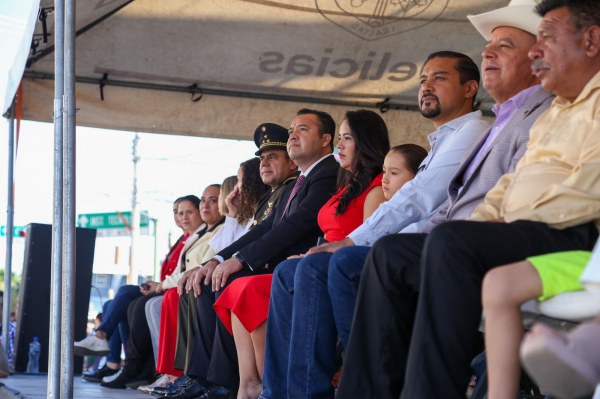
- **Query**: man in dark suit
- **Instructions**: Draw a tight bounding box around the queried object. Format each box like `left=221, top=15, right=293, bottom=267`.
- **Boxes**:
left=335, top=1, right=557, bottom=398
left=166, top=109, right=339, bottom=399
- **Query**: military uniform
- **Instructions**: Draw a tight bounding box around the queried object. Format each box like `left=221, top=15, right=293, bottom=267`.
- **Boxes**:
left=250, top=122, right=298, bottom=227
left=253, top=174, right=298, bottom=227
left=175, top=123, right=298, bottom=375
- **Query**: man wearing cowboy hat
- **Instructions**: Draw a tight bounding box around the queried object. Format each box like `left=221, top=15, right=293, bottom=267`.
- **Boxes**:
left=335, top=0, right=557, bottom=398
left=400, top=0, right=600, bottom=398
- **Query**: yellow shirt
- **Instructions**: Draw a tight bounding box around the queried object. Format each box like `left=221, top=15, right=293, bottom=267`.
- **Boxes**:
left=471, top=70, right=600, bottom=230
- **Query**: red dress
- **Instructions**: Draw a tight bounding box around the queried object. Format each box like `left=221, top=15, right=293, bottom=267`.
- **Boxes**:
left=155, top=234, right=189, bottom=377
left=161, top=234, right=188, bottom=280
left=214, top=174, right=383, bottom=334
left=157, top=288, right=183, bottom=376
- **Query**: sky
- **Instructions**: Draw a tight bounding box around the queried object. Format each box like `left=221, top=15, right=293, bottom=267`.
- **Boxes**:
left=0, top=118, right=258, bottom=276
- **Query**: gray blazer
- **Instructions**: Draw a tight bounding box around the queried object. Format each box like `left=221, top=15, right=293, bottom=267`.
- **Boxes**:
left=421, top=86, right=555, bottom=232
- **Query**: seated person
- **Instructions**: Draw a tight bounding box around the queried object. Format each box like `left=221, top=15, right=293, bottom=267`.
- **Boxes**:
left=209, top=176, right=242, bottom=252
left=483, top=247, right=600, bottom=399
left=75, top=196, right=188, bottom=383
left=272, top=51, right=488, bottom=399
left=397, top=2, right=600, bottom=398
left=154, top=161, right=267, bottom=384
left=100, top=189, right=225, bottom=388
left=214, top=129, right=426, bottom=399
left=210, top=159, right=270, bottom=253
left=168, top=110, right=339, bottom=399
left=137, top=177, right=231, bottom=394
left=138, top=178, right=238, bottom=393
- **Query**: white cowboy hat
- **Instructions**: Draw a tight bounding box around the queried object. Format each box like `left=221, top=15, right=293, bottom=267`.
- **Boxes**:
left=467, top=0, right=542, bottom=40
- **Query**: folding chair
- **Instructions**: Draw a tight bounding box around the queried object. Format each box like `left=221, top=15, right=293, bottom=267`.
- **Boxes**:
left=470, top=290, right=600, bottom=399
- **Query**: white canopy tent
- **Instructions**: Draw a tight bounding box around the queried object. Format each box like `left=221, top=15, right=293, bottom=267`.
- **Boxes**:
left=0, top=0, right=39, bottom=115
left=21, top=0, right=504, bottom=144
left=4, top=1, right=512, bottom=397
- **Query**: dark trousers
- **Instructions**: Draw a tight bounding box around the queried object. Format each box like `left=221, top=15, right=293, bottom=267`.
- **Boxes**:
left=336, top=234, right=426, bottom=399
left=186, top=268, right=270, bottom=388
left=175, top=290, right=201, bottom=373
left=124, top=293, right=160, bottom=377
left=400, top=220, right=597, bottom=399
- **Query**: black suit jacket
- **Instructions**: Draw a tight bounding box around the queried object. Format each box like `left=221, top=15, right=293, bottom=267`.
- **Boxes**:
left=218, top=154, right=338, bottom=270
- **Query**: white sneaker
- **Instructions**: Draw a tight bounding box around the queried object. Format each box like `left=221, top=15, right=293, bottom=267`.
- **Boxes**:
left=73, top=335, right=110, bottom=357
left=137, top=374, right=177, bottom=394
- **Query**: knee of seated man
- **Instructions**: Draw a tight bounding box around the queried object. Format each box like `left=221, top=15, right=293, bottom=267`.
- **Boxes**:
left=427, top=221, right=473, bottom=254
left=294, top=253, right=331, bottom=279
left=273, top=259, right=300, bottom=293
left=329, top=245, right=370, bottom=272
left=372, top=234, right=404, bottom=253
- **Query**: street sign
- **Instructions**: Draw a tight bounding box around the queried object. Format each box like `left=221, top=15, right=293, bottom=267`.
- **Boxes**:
left=0, top=225, right=26, bottom=237
left=77, top=211, right=151, bottom=237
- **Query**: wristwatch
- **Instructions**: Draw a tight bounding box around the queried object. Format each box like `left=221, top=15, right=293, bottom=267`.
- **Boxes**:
left=232, top=251, right=252, bottom=271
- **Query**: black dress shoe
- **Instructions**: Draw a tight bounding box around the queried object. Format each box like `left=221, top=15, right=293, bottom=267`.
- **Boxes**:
left=151, top=375, right=192, bottom=397
left=200, top=385, right=237, bottom=399
left=164, top=379, right=208, bottom=399
left=100, top=367, right=139, bottom=389
left=81, top=365, right=119, bottom=383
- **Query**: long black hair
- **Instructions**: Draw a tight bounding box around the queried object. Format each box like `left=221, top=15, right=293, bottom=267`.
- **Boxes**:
left=336, top=109, right=390, bottom=215
left=237, top=158, right=270, bottom=224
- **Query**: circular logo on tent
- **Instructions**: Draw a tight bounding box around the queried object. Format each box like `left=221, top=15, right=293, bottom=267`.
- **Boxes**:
left=316, top=0, right=449, bottom=41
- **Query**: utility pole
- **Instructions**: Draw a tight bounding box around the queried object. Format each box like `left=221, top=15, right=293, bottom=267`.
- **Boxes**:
left=128, top=134, right=140, bottom=285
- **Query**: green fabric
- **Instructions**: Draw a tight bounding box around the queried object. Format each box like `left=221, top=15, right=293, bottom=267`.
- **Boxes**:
left=528, top=251, right=591, bottom=301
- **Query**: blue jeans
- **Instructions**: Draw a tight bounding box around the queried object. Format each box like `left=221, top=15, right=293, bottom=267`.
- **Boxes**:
left=101, top=300, right=126, bottom=363
left=327, top=246, right=370, bottom=348
left=263, top=251, right=363, bottom=399
left=99, top=284, right=141, bottom=359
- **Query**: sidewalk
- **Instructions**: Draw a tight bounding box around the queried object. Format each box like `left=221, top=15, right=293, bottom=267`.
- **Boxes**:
left=0, top=373, right=151, bottom=399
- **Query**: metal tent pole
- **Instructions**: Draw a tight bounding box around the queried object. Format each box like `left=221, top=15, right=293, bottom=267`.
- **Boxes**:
left=60, top=0, right=76, bottom=395
left=3, top=103, right=15, bottom=359
left=47, top=0, right=65, bottom=394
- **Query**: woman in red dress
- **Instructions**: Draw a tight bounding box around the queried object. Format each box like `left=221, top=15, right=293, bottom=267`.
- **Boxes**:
left=214, top=110, right=426, bottom=398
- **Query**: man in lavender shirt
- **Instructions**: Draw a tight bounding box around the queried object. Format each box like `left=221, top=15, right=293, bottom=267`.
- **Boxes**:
left=333, top=1, right=555, bottom=398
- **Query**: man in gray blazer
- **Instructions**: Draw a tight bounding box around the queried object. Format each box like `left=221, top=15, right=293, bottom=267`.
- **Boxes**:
left=334, top=1, right=554, bottom=398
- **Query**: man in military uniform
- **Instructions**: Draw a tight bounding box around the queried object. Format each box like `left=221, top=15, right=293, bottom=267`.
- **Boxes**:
left=167, top=109, right=338, bottom=399
left=252, top=123, right=298, bottom=225
left=160, top=122, right=299, bottom=398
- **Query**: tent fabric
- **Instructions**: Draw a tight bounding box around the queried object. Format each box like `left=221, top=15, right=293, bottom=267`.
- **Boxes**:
left=22, top=0, right=506, bottom=141
left=0, top=0, right=40, bottom=115
left=23, top=78, right=436, bottom=146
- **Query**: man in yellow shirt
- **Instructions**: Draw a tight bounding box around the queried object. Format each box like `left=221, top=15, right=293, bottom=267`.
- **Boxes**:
left=401, top=1, right=600, bottom=398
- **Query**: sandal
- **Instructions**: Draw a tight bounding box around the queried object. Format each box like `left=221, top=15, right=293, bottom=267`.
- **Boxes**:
left=520, top=321, right=600, bottom=399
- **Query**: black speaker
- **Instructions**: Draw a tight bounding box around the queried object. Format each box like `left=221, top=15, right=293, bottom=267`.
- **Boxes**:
left=14, top=223, right=96, bottom=373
